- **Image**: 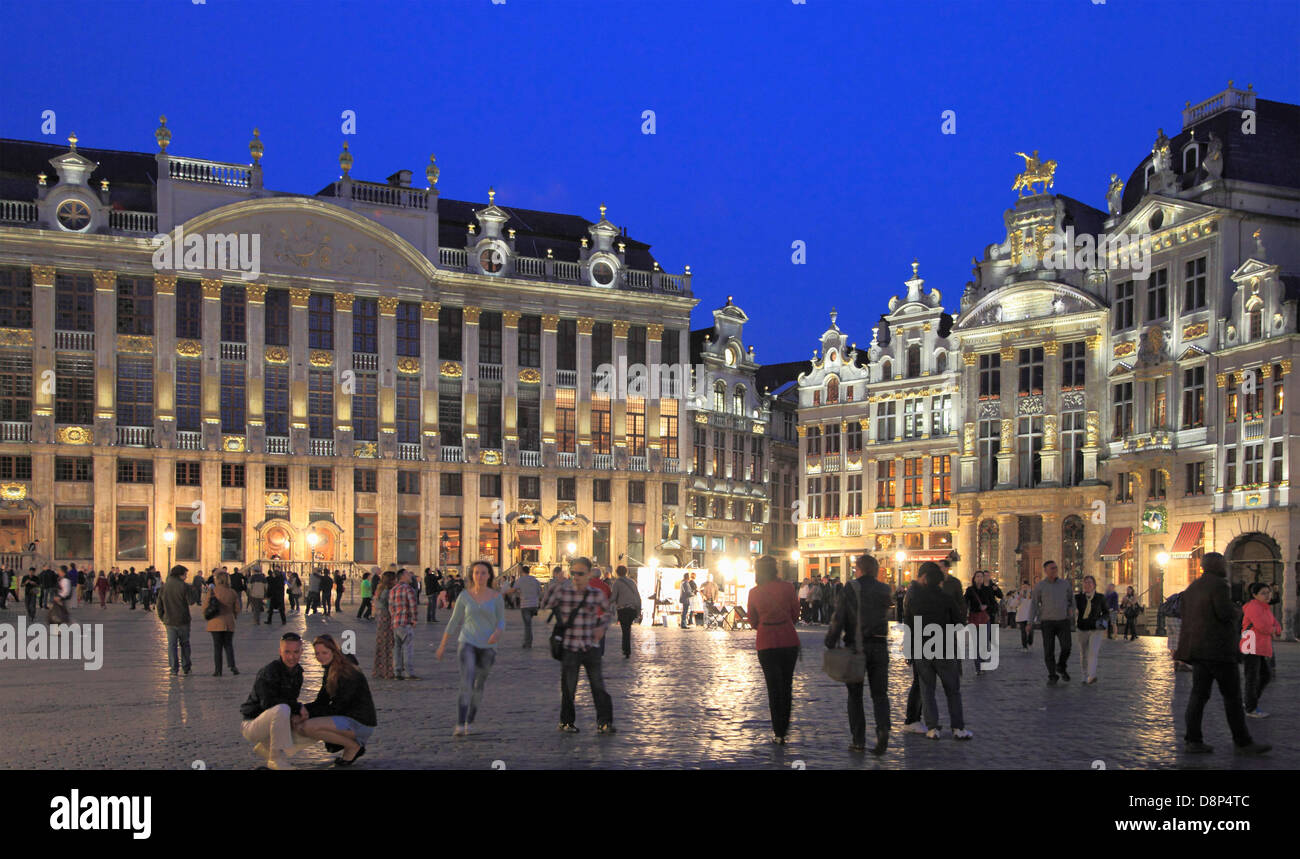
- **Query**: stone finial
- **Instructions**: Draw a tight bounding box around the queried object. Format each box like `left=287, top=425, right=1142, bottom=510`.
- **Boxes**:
left=685, top=264, right=692, bottom=274
left=599, top=202, right=607, bottom=220
left=249, top=128, right=263, bottom=165
left=100, top=179, right=109, bottom=192
left=426, top=155, right=439, bottom=188
left=912, top=258, right=919, bottom=277
left=618, top=242, right=625, bottom=253
left=508, top=228, right=516, bottom=240
left=339, top=141, right=353, bottom=177
left=155, top=116, right=170, bottom=153
left=68, top=132, right=79, bottom=152
left=488, top=186, right=496, bottom=204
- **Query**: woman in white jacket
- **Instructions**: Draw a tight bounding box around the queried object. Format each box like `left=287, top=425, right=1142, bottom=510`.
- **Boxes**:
left=1014, top=583, right=1035, bottom=650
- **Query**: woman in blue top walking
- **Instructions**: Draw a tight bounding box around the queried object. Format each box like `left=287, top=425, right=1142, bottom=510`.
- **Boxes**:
left=437, top=560, right=506, bottom=736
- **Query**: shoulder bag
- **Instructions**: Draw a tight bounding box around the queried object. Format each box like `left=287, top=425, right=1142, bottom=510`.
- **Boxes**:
left=823, top=581, right=867, bottom=683
left=203, top=591, right=223, bottom=620
left=550, top=591, right=590, bottom=660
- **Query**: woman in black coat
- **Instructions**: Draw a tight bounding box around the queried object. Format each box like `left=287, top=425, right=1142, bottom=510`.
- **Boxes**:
left=298, top=634, right=377, bottom=766
left=964, top=571, right=997, bottom=674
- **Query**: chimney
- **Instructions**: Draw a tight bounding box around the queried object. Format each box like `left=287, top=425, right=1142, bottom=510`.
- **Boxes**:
left=386, top=169, right=412, bottom=188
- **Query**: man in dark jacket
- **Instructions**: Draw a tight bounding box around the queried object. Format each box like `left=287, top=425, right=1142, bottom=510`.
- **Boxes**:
left=239, top=633, right=309, bottom=769
left=826, top=554, right=893, bottom=755
left=906, top=562, right=970, bottom=739
left=38, top=566, right=56, bottom=609
left=156, top=565, right=193, bottom=675
left=1174, top=553, right=1270, bottom=756
left=333, top=570, right=346, bottom=613
left=264, top=569, right=286, bottom=625
left=122, top=569, right=140, bottom=610
left=230, top=568, right=246, bottom=613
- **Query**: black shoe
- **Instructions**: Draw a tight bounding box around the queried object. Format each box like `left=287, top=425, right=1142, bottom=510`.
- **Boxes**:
left=183, top=668, right=191, bottom=676
left=849, top=740, right=867, bottom=753
left=231, top=668, right=239, bottom=675
left=1184, top=741, right=1214, bottom=754
left=324, top=742, right=344, bottom=753
left=334, top=744, right=366, bottom=767
left=1233, top=742, right=1271, bottom=756
left=1047, top=676, right=1058, bottom=686
left=871, top=730, right=889, bottom=756
left=558, top=723, right=579, bottom=733
left=213, top=671, right=222, bottom=676
left=1060, top=670, right=1071, bottom=682
left=598, top=723, right=617, bottom=735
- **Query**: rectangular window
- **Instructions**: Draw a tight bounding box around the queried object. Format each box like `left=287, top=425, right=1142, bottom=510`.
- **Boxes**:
left=176, top=279, right=202, bottom=340
left=309, top=467, right=334, bottom=491
left=264, top=288, right=290, bottom=346
left=1116, top=473, right=1135, bottom=503
left=661, top=328, right=680, bottom=366
left=846, top=473, right=863, bottom=516
left=750, top=435, right=764, bottom=481
left=1018, top=347, right=1044, bottom=396
left=220, top=284, right=246, bottom=342
left=806, top=477, right=822, bottom=518
left=55, top=506, right=93, bottom=560
left=221, top=463, right=246, bottom=488
left=518, top=315, right=541, bottom=367
left=693, top=426, right=707, bottom=475
left=439, top=517, right=461, bottom=567
left=903, top=457, right=922, bottom=506
left=517, top=384, right=540, bottom=451
left=0, top=455, right=32, bottom=480
left=1181, top=366, right=1205, bottom=428
left=627, top=523, right=645, bottom=569
left=1273, top=364, right=1285, bottom=416
left=628, top=326, right=647, bottom=367
left=662, top=482, right=679, bottom=505
left=175, top=461, right=201, bottom=486
left=479, top=310, right=503, bottom=365
left=929, top=396, right=951, bottom=437
left=116, top=276, right=154, bottom=335
left=593, top=523, right=611, bottom=568
left=220, top=361, right=246, bottom=434
left=1243, top=443, right=1264, bottom=486
left=557, top=477, right=576, bottom=501
left=439, top=307, right=463, bottom=360
left=1242, top=369, right=1263, bottom=420
left=1017, top=417, right=1043, bottom=488
left=1062, top=410, right=1084, bottom=487
left=731, top=432, right=744, bottom=479
left=479, top=517, right=501, bottom=566
left=221, top=511, right=243, bottom=561
left=1113, top=280, right=1134, bottom=331
left=175, top=358, right=202, bottom=433
left=823, top=475, right=840, bottom=518
left=308, top=293, right=334, bottom=350
left=265, top=465, right=289, bottom=490
left=354, top=514, right=377, bottom=564
left=398, top=515, right=420, bottom=566
left=712, top=430, right=724, bottom=476
left=479, top=382, right=502, bottom=449
left=628, top=480, right=645, bottom=505
left=1112, top=382, right=1134, bottom=439
left=931, top=455, right=951, bottom=505
left=847, top=420, right=863, bottom=451
left=1061, top=341, right=1085, bottom=389
left=1270, top=441, right=1283, bottom=485
left=116, top=507, right=148, bottom=560
left=593, top=478, right=611, bottom=503
left=397, top=471, right=420, bottom=495
left=439, top=379, right=462, bottom=447
left=479, top=473, right=502, bottom=499
left=1225, top=450, right=1237, bottom=492
left=1183, top=256, right=1207, bottom=311
left=1185, top=461, right=1206, bottom=496
left=978, top=420, right=998, bottom=491
left=876, top=401, right=896, bottom=442
left=902, top=398, right=923, bottom=439
left=175, top=508, right=198, bottom=561
left=591, top=395, right=611, bottom=455
left=439, top=472, right=462, bottom=496
left=396, top=302, right=421, bottom=357
left=660, top=398, right=679, bottom=460
left=0, top=352, right=33, bottom=422
left=806, top=425, right=821, bottom=456
left=352, top=297, right=378, bottom=354
left=556, top=388, right=576, bottom=453
left=1150, top=468, right=1167, bottom=500
left=116, top=357, right=153, bottom=427
left=518, top=475, right=540, bottom=499
left=591, top=322, right=612, bottom=370
left=55, top=271, right=94, bottom=332
left=978, top=353, right=1001, bottom=398
left=1146, top=268, right=1168, bottom=320
left=395, top=376, right=420, bottom=445
left=353, top=372, right=378, bottom=441
left=263, top=363, right=289, bottom=437
left=55, top=457, right=93, bottom=482
left=1149, top=380, right=1167, bottom=429
left=556, top=319, right=577, bottom=371
left=309, top=369, right=334, bottom=439
left=875, top=461, right=895, bottom=509
left=354, top=468, right=377, bottom=493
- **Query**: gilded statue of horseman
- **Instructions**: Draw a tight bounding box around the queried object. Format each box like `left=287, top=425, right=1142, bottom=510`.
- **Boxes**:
left=1012, top=150, right=1058, bottom=197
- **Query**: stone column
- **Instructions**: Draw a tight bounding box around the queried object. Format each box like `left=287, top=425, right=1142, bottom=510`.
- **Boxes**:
left=612, top=320, right=630, bottom=466
left=647, top=323, right=664, bottom=469
left=577, top=317, right=594, bottom=467
left=1041, top=512, right=1063, bottom=577
left=464, top=467, right=481, bottom=570
left=996, top=418, right=1014, bottom=488
left=541, top=314, right=558, bottom=467
left=377, top=462, right=398, bottom=564
left=998, top=344, right=1016, bottom=487
left=201, top=279, right=222, bottom=449
left=1082, top=335, right=1103, bottom=483
left=377, top=296, right=398, bottom=457
left=201, top=456, right=222, bottom=569
left=421, top=301, right=440, bottom=459
left=502, top=311, right=520, bottom=462
left=422, top=467, right=441, bottom=569
left=957, top=507, right=978, bottom=577
left=462, top=306, right=481, bottom=462
left=92, top=270, right=117, bottom=447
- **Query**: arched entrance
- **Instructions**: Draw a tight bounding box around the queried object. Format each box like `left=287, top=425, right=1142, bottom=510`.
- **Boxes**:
left=1226, top=532, right=1284, bottom=624
left=261, top=522, right=296, bottom=562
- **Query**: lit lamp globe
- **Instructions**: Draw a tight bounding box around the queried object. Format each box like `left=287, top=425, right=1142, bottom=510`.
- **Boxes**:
left=895, top=551, right=906, bottom=565
left=306, top=531, right=320, bottom=549
left=163, top=524, right=175, bottom=545
left=1156, top=551, right=1171, bottom=568
left=566, top=541, right=577, bottom=556
left=790, top=550, right=800, bottom=562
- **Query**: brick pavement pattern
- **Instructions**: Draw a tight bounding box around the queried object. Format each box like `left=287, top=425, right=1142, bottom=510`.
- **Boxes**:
left=1, top=601, right=1295, bottom=769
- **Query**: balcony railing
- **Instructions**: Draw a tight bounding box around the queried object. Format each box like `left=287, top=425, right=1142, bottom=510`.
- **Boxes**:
left=553, top=260, right=581, bottom=281
left=220, top=342, right=247, bottom=362
left=116, top=426, right=153, bottom=447
left=519, top=450, right=541, bottom=468
left=821, top=453, right=841, bottom=473
left=557, top=451, right=577, bottom=469
left=842, top=518, right=863, bottom=537
left=439, top=247, right=468, bottom=269
left=930, top=507, right=951, bottom=527
left=515, top=256, right=545, bottom=278
left=663, top=457, right=680, bottom=474
left=623, top=269, right=651, bottom=290
left=110, top=210, right=158, bottom=234
left=177, top=431, right=203, bottom=451
left=353, top=352, right=378, bottom=372
left=1, top=421, right=31, bottom=443
left=800, top=521, right=821, bottom=538
left=265, top=436, right=290, bottom=454
left=629, top=455, right=649, bottom=472
left=556, top=369, right=577, bottom=387
left=1244, top=420, right=1265, bottom=440
left=874, top=511, right=894, bottom=530
left=397, top=443, right=421, bottom=461
left=345, top=180, right=429, bottom=210
left=479, top=362, right=502, bottom=381
left=309, top=438, right=334, bottom=457
left=54, top=330, right=93, bottom=351
left=169, top=157, right=251, bottom=187
left=593, top=453, right=613, bottom=470
left=439, top=446, right=463, bottom=463
left=0, top=200, right=37, bottom=224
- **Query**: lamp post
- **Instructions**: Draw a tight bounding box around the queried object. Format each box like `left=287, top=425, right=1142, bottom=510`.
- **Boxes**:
left=306, top=529, right=320, bottom=578
left=163, top=523, right=175, bottom=573
left=790, top=549, right=800, bottom=582
left=1155, top=551, right=1171, bottom=635
left=895, top=550, right=906, bottom=590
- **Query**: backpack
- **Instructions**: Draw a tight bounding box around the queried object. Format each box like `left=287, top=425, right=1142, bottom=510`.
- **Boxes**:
left=1160, top=591, right=1182, bottom=619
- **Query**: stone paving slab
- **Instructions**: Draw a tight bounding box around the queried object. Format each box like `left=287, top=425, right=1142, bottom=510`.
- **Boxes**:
left=0, top=600, right=1295, bottom=770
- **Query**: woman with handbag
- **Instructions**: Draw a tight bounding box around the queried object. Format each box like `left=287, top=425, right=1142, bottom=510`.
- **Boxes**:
left=1121, top=587, right=1141, bottom=640
left=203, top=570, right=239, bottom=676
left=746, top=556, right=800, bottom=745
left=964, top=571, right=995, bottom=675
left=372, top=571, right=396, bottom=680
left=1241, top=583, right=1282, bottom=717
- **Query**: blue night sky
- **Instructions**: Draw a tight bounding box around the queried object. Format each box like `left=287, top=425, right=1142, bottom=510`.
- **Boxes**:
left=3, top=0, right=1297, bottom=363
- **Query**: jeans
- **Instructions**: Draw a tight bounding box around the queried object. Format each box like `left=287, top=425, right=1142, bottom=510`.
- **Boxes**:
left=306, top=592, right=319, bottom=614
left=426, top=596, right=437, bottom=623
left=1077, top=628, right=1103, bottom=680
left=393, top=625, right=415, bottom=677
left=40, top=586, right=52, bottom=609
left=520, top=608, right=538, bottom=647
left=210, top=630, right=236, bottom=674
left=905, top=663, right=923, bottom=724
left=680, top=602, right=691, bottom=628
left=1184, top=660, right=1252, bottom=746
left=266, top=601, right=286, bottom=624
left=846, top=641, right=891, bottom=744
left=917, top=658, right=964, bottom=730
left=165, top=625, right=192, bottom=673
left=127, top=590, right=138, bottom=610
left=321, top=591, right=332, bottom=616
left=1040, top=619, right=1072, bottom=677
left=457, top=643, right=497, bottom=724
left=335, top=590, right=343, bottom=613
left=26, top=591, right=37, bottom=621
left=560, top=646, right=613, bottom=726
left=1018, top=620, right=1035, bottom=648
left=617, top=607, right=638, bottom=656
left=358, top=597, right=372, bottom=620
left=757, top=646, right=799, bottom=738
left=1242, top=654, right=1273, bottom=712
left=972, top=623, right=991, bottom=670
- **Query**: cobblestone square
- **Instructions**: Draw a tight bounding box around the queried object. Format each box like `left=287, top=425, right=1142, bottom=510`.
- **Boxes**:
left=1, top=599, right=1295, bottom=770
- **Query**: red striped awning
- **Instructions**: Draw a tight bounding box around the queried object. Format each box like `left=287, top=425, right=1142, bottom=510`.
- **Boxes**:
left=518, top=530, right=541, bottom=549
left=900, top=549, right=953, bottom=562
left=1098, top=527, right=1133, bottom=560
left=1170, top=522, right=1204, bottom=558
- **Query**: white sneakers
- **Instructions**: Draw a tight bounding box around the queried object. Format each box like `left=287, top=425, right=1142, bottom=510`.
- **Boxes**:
left=918, top=726, right=974, bottom=740
left=954, top=729, right=974, bottom=740
left=1246, top=709, right=1269, bottom=719
left=925, top=728, right=942, bottom=739
left=904, top=722, right=928, bottom=734
left=453, top=724, right=466, bottom=736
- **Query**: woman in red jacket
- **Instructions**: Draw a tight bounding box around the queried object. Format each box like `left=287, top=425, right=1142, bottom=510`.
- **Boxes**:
left=1241, top=582, right=1282, bottom=717
left=747, top=555, right=800, bottom=745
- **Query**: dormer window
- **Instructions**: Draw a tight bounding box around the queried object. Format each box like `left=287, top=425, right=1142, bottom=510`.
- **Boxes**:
left=56, top=198, right=92, bottom=232
left=733, top=386, right=745, bottom=415
left=478, top=245, right=505, bottom=274
left=591, top=260, right=615, bottom=286
left=880, top=358, right=892, bottom=380
left=906, top=344, right=922, bottom=378
left=1182, top=143, right=1199, bottom=174
left=825, top=377, right=839, bottom=405
left=1248, top=307, right=1263, bottom=340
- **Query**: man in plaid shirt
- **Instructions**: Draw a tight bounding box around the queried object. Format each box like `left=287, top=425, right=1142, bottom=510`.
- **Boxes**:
left=542, top=557, right=614, bottom=734
left=390, top=569, right=420, bottom=680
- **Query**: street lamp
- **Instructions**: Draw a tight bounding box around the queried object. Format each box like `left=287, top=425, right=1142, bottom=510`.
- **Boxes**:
left=1155, top=551, right=1171, bottom=635
left=895, top=550, right=906, bottom=590
left=163, top=523, right=175, bottom=573
left=306, top=529, right=320, bottom=575
left=566, top=541, right=577, bottom=559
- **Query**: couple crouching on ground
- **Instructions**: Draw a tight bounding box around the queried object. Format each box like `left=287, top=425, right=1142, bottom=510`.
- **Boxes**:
left=239, top=631, right=378, bottom=770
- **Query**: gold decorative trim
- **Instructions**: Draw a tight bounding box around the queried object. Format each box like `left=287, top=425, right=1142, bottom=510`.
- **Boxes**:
left=795, top=425, right=807, bottom=437
left=611, top=320, right=630, bottom=338
left=334, top=293, right=355, bottom=312
left=753, top=423, right=766, bottom=435
left=0, top=483, right=27, bottom=502
left=265, top=491, right=288, bottom=508
left=518, top=368, right=541, bottom=384
left=117, top=334, right=153, bottom=354
left=502, top=310, right=521, bottom=328
left=222, top=435, right=246, bottom=453
left=153, top=274, right=177, bottom=295
left=462, top=306, right=481, bottom=324
left=1215, top=372, right=1227, bottom=388
left=309, top=350, right=334, bottom=367
left=201, top=278, right=223, bottom=300
left=377, top=296, right=400, bottom=316
left=245, top=283, right=267, bottom=303
left=289, top=287, right=311, bottom=308
left=999, top=345, right=1015, bottom=361
left=0, top=328, right=34, bottom=347
left=1278, top=359, right=1291, bottom=375
left=440, top=361, right=463, bottom=378
left=30, top=265, right=56, bottom=287
left=1043, top=340, right=1060, bottom=355
left=397, top=357, right=421, bottom=375
left=93, top=270, right=116, bottom=291
left=962, top=352, right=977, bottom=366
left=176, top=339, right=202, bottom=358
left=647, top=323, right=665, bottom=338
left=354, top=442, right=378, bottom=459
left=264, top=346, right=289, bottom=364
left=541, top=314, right=559, bottom=332
left=576, top=317, right=595, bottom=335
left=480, top=449, right=502, bottom=466
left=1085, top=335, right=1102, bottom=352
left=57, top=425, right=92, bottom=445
left=422, top=301, right=440, bottom=321
left=1113, top=341, right=1136, bottom=358
left=1182, top=322, right=1208, bottom=340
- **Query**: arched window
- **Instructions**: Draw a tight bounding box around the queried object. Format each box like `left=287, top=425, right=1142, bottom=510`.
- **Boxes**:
left=935, top=351, right=947, bottom=374
left=977, top=519, right=999, bottom=578
left=1248, top=308, right=1263, bottom=340
left=906, top=344, right=922, bottom=378
left=713, top=380, right=726, bottom=412
left=1062, top=515, right=1085, bottom=590
left=733, top=385, right=746, bottom=415
left=825, top=376, right=839, bottom=404
left=880, top=359, right=892, bottom=381
left=1182, top=144, right=1199, bottom=174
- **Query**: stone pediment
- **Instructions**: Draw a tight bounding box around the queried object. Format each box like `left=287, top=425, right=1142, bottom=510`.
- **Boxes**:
left=1115, top=196, right=1216, bottom=234
left=954, top=282, right=1102, bottom=331
left=182, top=198, right=436, bottom=289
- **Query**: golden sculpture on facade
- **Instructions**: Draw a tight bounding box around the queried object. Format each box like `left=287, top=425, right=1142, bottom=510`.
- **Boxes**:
left=1013, top=151, right=1058, bottom=197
